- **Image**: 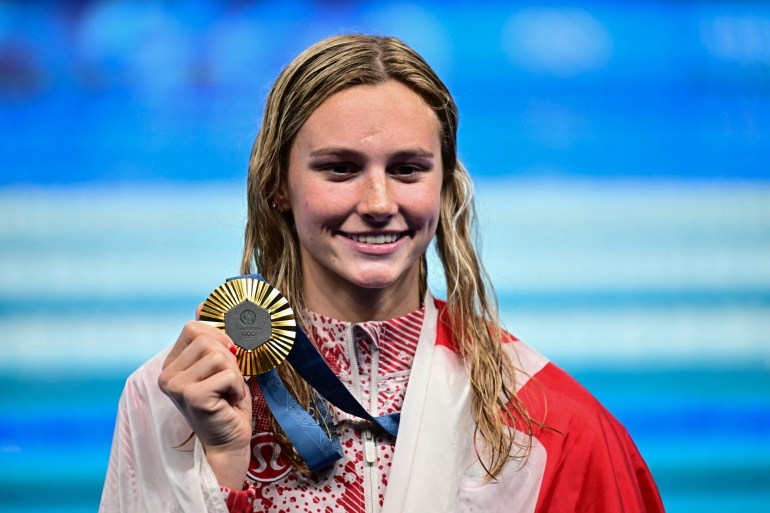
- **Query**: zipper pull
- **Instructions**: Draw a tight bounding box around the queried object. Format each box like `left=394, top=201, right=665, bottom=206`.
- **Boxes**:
left=364, top=429, right=377, bottom=464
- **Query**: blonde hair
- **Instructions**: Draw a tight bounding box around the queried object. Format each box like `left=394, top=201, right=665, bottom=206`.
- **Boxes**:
left=241, top=34, right=535, bottom=477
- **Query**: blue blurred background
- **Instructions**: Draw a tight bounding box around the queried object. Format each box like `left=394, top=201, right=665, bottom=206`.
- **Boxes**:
left=1, top=1, right=769, bottom=511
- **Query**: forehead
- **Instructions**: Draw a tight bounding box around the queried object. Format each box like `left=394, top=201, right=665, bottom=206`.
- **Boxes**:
left=293, top=81, right=441, bottom=152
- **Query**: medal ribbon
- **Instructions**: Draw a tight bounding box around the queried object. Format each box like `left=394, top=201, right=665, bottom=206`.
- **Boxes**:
left=229, top=274, right=400, bottom=471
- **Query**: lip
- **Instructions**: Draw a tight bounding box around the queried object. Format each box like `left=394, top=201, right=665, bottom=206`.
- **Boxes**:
left=336, top=230, right=411, bottom=254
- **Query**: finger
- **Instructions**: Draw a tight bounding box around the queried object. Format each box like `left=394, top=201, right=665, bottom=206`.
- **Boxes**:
left=181, top=371, right=252, bottom=451
left=160, top=354, right=242, bottom=414
left=164, top=321, right=233, bottom=368
left=163, top=333, right=236, bottom=380
left=178, top=320, right=232, bottom=347
left=206, top=367, right=249, bottom=406
left=196, top=302, right=204, bottom=320
left=161, top=334, right=234, bottom=397
left=186, top=367, right=249, bottom=411
left=165, top=344, right=239, bottom=393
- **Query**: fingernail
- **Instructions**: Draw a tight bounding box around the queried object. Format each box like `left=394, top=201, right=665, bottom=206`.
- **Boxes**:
left=228, top=343, right=237, bottom=356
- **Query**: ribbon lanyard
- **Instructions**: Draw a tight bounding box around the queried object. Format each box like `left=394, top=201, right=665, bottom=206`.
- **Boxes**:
left=230, top=274, right=400, bottom=471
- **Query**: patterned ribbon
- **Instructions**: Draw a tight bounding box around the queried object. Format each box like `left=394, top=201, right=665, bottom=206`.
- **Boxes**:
left=228, top=274, right=400, bottom=471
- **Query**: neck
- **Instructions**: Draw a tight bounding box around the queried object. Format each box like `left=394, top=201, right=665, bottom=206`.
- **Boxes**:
left=301, top=267, right=422, bottom=323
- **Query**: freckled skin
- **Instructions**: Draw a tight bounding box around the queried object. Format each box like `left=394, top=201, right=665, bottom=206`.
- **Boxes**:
left=281, top=81, right=443, bottom=322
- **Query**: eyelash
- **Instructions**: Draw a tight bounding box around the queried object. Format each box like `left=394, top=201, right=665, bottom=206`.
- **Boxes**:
left=392, top=164, right=423, bottom=176
left=316, top=163, right=428, bottom=179
left=322, top=163, right=356, bottom=175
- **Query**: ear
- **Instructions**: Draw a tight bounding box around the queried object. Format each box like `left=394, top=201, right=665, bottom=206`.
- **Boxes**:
left=272, top=185, right=291, bottom=213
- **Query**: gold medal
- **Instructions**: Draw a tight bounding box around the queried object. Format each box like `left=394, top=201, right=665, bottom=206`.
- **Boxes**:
left=199, top=277, right=296, bottom=376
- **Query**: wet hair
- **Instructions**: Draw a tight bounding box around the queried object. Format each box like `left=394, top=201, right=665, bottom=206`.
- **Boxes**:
left=241, top=34, right=536, bottom=477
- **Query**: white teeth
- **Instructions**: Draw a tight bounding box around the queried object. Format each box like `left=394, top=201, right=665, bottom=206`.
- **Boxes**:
left=351, top=233, right=399, bottom=244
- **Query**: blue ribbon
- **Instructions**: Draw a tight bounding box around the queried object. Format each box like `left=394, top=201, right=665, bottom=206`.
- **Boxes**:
left=256, top=369, right=342, bottom=471
left=228, top=274, right=400, bottom=471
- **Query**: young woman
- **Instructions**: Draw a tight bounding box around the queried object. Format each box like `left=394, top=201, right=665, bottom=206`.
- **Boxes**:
left=100, top=35, right=664, bottom=513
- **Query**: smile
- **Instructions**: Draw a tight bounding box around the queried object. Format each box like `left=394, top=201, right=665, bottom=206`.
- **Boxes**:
left=344, top=232, right=403, bottom=244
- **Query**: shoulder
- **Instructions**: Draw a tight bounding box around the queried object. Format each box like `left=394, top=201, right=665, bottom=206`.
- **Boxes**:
left=511, top=346, right=663, bottom=512
left=431, top=299, right=663, bottom=511
left=111, top=345, right=195, bottom=470
left=432, top=298, right=616, bottom=433
left=520, top=355, right=609, bottom=430
left=121, top=346, right=172, bottom=402
left=504, top=337, right=634, bottom=454
left=116, top=345, right=184, bottom=431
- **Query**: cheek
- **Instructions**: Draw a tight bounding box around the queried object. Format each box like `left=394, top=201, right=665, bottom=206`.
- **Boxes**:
left=291, top=194, right=348, bottom=238
left=399, top=194, right=441, bottom=243
left=410, top=185, right=442, bottom=225
left=425, top=189, right=443, bottom=235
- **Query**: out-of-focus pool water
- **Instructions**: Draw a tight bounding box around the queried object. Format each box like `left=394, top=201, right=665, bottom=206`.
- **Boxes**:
left=1, top=365, right=768, bottom=512
left=1, top=181, right=768, bottom=511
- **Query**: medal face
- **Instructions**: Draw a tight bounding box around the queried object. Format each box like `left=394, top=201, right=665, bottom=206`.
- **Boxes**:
left=199, top=278, right=296, bottom=376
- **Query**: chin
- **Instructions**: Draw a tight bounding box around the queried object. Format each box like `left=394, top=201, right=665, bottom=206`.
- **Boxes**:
left=346, top=270, right=404, bottom=291
left=352, top=277, right=398, bottom=290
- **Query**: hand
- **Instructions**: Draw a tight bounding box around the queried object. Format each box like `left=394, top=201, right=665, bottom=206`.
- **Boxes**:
left=158, top=312, right=252, bottom=489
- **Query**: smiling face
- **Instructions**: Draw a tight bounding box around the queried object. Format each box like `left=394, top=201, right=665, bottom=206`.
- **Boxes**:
left=281, top=80, right=443, bottom=320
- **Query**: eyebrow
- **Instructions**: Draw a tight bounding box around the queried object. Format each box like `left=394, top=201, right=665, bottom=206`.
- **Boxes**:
left=308, top=146, right=435, bottom=159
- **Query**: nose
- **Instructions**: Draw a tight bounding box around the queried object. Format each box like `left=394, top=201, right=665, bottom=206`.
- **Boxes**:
left=357, top=170, right=397, bottom=222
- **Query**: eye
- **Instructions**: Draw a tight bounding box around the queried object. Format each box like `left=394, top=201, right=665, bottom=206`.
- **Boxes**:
left=389, top=163, right=427, bottom=180
left=328, top=163, right=354, bottom=174
left=393, top=165, right=418, bottom=175
left=317, top=162, right=359, bottom=179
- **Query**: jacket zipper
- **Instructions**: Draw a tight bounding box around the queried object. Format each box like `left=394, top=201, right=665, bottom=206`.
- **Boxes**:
left=346, top=325, right=377, bottom=513
left=364, top=347, right=380, bottom=512
left=347, top=326, right=380, bottom=513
